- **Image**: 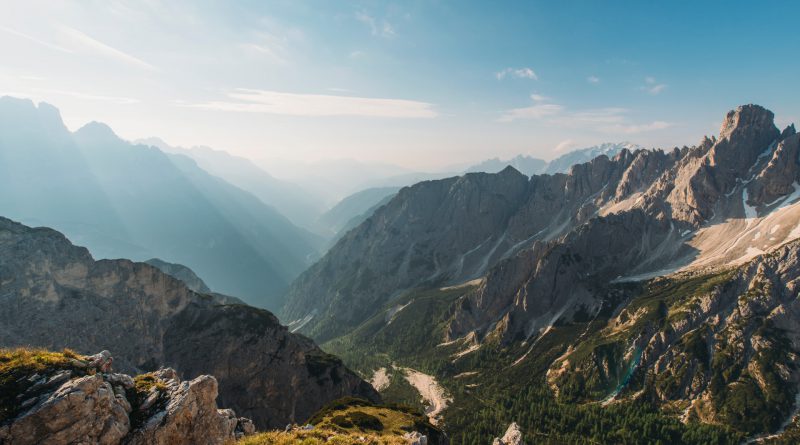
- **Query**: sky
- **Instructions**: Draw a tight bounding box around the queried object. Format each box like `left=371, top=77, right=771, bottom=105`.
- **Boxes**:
left=1, top=0, right=798, bottom=170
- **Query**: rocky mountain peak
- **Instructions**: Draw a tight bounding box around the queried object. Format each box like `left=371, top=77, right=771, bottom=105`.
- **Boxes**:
left=74, top=121, right=123, bottom=144
left=0, top=96, right=68, bottom=137
left=498, top=164, right=525, bottom=177
left=718, top=104, right=776, bottom=142
left=782, top=123, right=797, bottom=139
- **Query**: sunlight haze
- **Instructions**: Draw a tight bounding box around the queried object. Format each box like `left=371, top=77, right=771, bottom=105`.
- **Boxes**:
left=3, top=0, right=798, bottom=170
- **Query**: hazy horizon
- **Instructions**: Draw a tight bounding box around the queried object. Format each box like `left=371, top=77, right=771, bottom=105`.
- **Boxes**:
left=2, top=1, right=798, bottom=170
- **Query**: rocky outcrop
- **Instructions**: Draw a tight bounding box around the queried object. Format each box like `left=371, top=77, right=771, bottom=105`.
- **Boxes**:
left=492, top=422, right=524, bottom=445
left=0, top=217, right=378, bottom=429
left=0, top=351, right=254, bottom=445
left=125, top=369, right=254, bottom=445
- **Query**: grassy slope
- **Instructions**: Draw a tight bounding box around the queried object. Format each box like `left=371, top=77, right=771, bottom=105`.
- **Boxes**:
left=239, top=397, right=445, bottom=445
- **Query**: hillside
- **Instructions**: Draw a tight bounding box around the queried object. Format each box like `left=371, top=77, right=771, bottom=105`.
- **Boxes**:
left=0, top=217, right=376, bottom=428
left=325, top=240, right=800, bottom=442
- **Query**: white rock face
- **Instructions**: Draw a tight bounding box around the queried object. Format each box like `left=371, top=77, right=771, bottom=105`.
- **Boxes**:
left=1, top=374, right=130, bottom=445
left=0, top=352, right=254, bottom=445
left=492, top=422, right=524, bottom=445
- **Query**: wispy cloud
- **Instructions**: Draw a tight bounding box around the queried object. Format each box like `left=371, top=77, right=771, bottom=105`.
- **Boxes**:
left=32, top=88, right=140, bottom=105
left=554, top=139, right=576, bottom=152
left=641, top=76, right=667, bottom=95
left=499, top=95, right=672, bottom=134
left=0, top=25, right=73, bottom=54
left=495, top=67, right=538, bottom=80
left=602, top=121, right=672, bottom=134
left=497, top=103, right=562, bottom=122
left=183, top=89, right=437, bottom=118
left=349, top=50, right=366, bottom=59
left=60, top=26, right=157, bottom=71
left=587, top=75, right=600, bottom=84
left=355, top=12, right=395, bottom=37
left=241, top=42, right=288, bottom=65
left=530, top=93, right=550, bottom=102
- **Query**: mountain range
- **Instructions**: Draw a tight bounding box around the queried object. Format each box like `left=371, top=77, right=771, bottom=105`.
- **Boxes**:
left=283, top=107, right=793, bottom=341
left=0, top=96, right=322, bottom=309
left=4, top=99, right=800, bottom=443
left=281, top=104, right=800, bottom=441
left=136, top=138, right=328, bottom=234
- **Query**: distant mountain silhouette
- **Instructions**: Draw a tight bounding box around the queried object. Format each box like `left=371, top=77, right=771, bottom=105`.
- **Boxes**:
left=0, top=96, right=321, bottom=309
left=138, top=138, right=328, bottom=234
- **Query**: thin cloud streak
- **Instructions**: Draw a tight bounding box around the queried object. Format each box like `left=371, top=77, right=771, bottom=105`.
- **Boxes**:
left=32, top=88, right=140, bottom=105
left=497, top=103, right=562, bottom=122
left=0, top=25, right=74, bottom=54
left=60, top=26, right=157, bottom=71
left=499, top=96, right=672, bottom=134
left=184, top=89, right=437, bottom=118
left=241, top=42, right=288, bottom=65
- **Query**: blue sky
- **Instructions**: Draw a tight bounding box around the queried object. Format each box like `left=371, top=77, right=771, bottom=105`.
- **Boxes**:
left=1, top=0, right=797, bottom=169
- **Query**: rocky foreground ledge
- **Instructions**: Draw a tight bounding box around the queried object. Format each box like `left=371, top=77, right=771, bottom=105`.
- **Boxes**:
left=0, top=349, right=254, bottom=445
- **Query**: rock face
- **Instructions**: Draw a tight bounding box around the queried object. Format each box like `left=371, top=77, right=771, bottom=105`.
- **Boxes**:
left=0, top=351, right=254, bottom=445
left=163, top=304, right=379, bottom=427
left=0, top=217, right=378, bottom=429
left=492, top=422, right=524, bottom=445
left=284, top=105, right=800, bottom=344
left=547, top=239, right=800, bottom=435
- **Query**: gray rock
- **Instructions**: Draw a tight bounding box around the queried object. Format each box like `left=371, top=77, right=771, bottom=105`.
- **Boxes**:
left=492, top=422, right=524, bottom=445
left=0, top=351, right=255, bottom=445
left=3, top=374, right=129, bottom=445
